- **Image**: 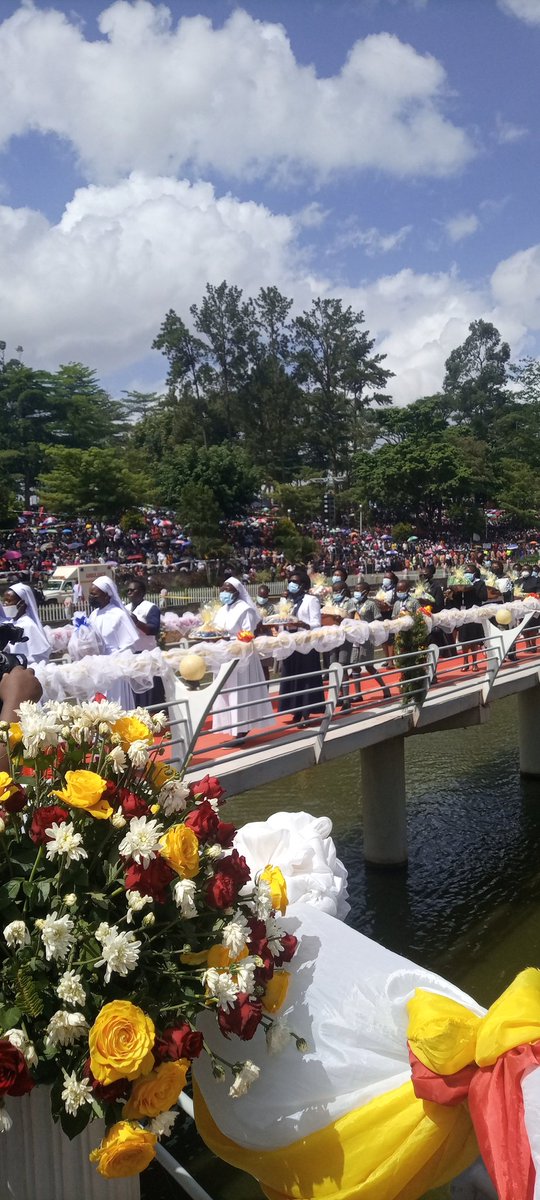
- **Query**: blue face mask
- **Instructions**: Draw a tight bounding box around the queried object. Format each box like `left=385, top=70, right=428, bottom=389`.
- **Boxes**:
left=382, top=578, right=392, bottom=589
left=331, top=575, right=342, bottom=584
left=219, top=591, right=235, bottom=605
left=354, top=591, right=367, bottom=602
left=464, top=573, right=475, bottom=584
left=288, top=582, right=300, bottom=594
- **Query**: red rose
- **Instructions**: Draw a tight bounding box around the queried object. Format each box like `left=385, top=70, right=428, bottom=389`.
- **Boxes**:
left=125, top=856, right=174, bottom=903
left=29, top=805, right=69, bottom=846
left=121, top=791, right=149, bottom=819
left=188, top=775, right=225, bottom=805
left=215, top=820, right=235, bottom=849
left=217, top=994, right=262, bottom=1041
left=184, top=800, right=219, bottom=843
left=2, top=787, right=26, bottom=815
left=0, top=1040, right=35, bottom=1096
left=83, top=1060, right=130, bottom=1102
left=222, top=850, right=251, bottom=887
left=205, top=850, right=251, bottom=910
left=273, top=932, right=298, bottom=967
left=154, top=1023, right=203, bottom=1063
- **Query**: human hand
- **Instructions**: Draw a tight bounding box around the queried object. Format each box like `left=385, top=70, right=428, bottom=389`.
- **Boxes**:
left=0, top=666, right=42, bottom=721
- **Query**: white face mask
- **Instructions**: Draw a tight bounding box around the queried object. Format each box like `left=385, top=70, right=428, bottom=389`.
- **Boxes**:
left=3, top=605, right=19, bottom=619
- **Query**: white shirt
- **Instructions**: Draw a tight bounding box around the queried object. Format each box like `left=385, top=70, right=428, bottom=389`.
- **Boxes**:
left=125, top=599, right=160, bottom=652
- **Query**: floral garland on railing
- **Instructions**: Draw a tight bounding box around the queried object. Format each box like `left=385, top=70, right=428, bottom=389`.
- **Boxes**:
left=0, top=700, right=303, bottom=1180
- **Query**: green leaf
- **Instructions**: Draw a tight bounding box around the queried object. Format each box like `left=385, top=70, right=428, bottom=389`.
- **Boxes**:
left=4, top=879, right=22, bottom=901
left=59, top=1102, right=92, bottom=1141
left=0, top=1005, right=21, bottom=1030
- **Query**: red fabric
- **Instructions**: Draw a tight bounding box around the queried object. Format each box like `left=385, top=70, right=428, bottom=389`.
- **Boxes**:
left=409, top=1042, right=540, bottom=1200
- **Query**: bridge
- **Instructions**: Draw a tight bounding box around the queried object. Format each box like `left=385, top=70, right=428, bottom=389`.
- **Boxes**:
left=164, top=613, right=540, bottom=867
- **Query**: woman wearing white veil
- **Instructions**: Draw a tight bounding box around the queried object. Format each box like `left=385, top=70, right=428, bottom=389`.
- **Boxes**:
left=88, top=575, right=139, bottom=708
left=2, top=583, right=51, bottom=664
left=212, top=576, right=273, bottom=739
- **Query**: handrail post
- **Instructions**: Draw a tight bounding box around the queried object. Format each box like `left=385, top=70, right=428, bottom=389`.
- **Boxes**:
left=168, top=661, right=236, bottom=767
left=313, top=662, right=343, bottom=763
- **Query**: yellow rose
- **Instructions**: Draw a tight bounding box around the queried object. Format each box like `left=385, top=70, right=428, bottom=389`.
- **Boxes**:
left=112, top=716, right=153, bottom=750
left=89, top=1001, right=155, bottom=1084
left=123, top=1059, right=189, bottom=1119
left=262, top=970, right=290, bottom=1014
left=260, top=865, right=288, bottom=914
left=160, top=825, right=200, bottom=878
left=206, top=943, right=248, bottom=970
left=53, top=769, right=112, bottom=820
left=0, top=771, right=18, bottom=805
left=90, top=1121, right=157, bottom=1178
left=8, top=723, right=22, bottom=749
left=179, top=949, right=209, bottom=966
left=150, top=761, right=176, bottom=790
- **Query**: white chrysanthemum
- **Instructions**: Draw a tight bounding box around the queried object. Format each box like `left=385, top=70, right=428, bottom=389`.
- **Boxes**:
left=0, top=1105, right=12, bottom=1132
left=266, top=1019, right=292, bottom=1056
left=71, top=700, right=123, bottom=730
left=3, top=920, right=30, bottom=949
left=118, top=816, right=163, bottom=868
left=151, top=710, right=168, bottom=731
left=4, top=1028, right=38, bottom=1068
left=222, top=912, right=249, bottom=958
left=158, top=779, right=190, bottom=817
left=45, top=822, right=87, bottom=864
left=127, top=739, right=150, bottom=768
left=149, top=1109, right=178, bottom=1138
left=107, top=745, right=127, bottom=774
left=126, top=890, right=152, bottom=924
left=63, top=893, right=77, bottom=908
left=265, top=916, right=285, bottom=959
left=95, top=921, right=112, bottom=943
left=45, top=1010, right=88, bottom=1047
left=205, top=843, right=223, bottom=860
left=96, top=927, right=141, bottom=984
left=229, top=1060, right=260, bottom=1098
left=255, top=880, right=274, bottom=919
left=18, top=702, right=61, bottom=756
left=61, top=1069, right=93, bottom=1116
left=39, top=912, right=75, bottom=962
left=57, top=970, right=86, bottom=1007
left=173, top=878, right=197, bottom=918
left=203, top=968, right=239, bottom=1011
left=234, top=957, right=257, bottom=997
left=111, top=811, right=127, bottom=829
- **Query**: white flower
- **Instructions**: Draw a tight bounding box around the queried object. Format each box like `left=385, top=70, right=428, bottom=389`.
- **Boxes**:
left=0, top=1102, right=12, bottom=1132
left=205, top=844, right=223, bottom=860
left=61, top=1069, right=93, bottom=1116
left=57, top=970, right=86, bottom=1007
left=63, top=893, right=77, bottom=908
left=149, top=1110, right=178, bottom=1138
left=173, top=878, right=197, bottom=918
left=39, top=912, right=75, bottom=962
left=18, top=702, right=61, bottom=756
left=127, top=739, right=149, bottom=768
left=151, top=711, right=168, bottom=731
left=45, top=822, right=87, bottom=864
left=234, top=957, right=257, bottom=997
left=229, top=1060, right=260, bottom=1098
left=158, top=778, right=190, bottom=817
left=0, top=819, right=5, bottom=835
left=3, top=920, right=30, bottom=949
left=4, top=1028, right=38, bottom=1068
left=118, top=816, right=163, bottom=868
left=45, top=1010, right=88, bottom=1047
left=96, top=926, right=141, bottom=984
left=107, top=745, right=127, bottom=774
left=265, top=917, right=285, bottom=959
left=255, top=880, right=273, bottom=919
left=203, top=968, right=239, bottom=1011
left=142, top=912, right=155, bottom=927
left=95, top=921, right=112, bottom=943
left=111, top=811, right=127, bottom=829
left=71, top=699, right=123, bottom=731
left=126, top=890, right=152, bottom=924
left=266, top=1019, right=292, bottom=1056
left=222, top=912, right=249, bottom=959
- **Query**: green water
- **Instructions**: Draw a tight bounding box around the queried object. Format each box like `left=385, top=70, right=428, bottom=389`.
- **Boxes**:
left=145, top=695, right=540, bottom=1198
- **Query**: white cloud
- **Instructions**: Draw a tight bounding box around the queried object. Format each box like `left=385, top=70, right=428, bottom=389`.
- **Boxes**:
left=444, top=212, right=480, bottom=242
left=498, top=0, right=540, bottom=24
left=495, top=115, right=528, bottom=143
left=491, top=244, right=540, bottom=330
left=336, top=222, right=412, bottom=256
left=0, top=3, right=474, bottom=182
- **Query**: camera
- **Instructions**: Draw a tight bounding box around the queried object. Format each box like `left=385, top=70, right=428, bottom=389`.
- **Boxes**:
left=0, top=623, right=28, bottom=680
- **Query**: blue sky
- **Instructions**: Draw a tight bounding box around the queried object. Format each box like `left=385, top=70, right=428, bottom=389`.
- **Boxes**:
left=0, top=0, right=539, bottom=403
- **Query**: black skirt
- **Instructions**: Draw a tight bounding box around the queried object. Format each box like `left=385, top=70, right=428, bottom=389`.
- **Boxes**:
left=278, top=649, right=326, bottom=720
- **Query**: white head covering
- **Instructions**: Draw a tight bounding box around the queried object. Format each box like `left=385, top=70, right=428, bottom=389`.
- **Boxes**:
left=89, top=575, right=139, bottom=652
left=225, top=576, right=256, bottom=610
left=9, top=582, right=50, bottom=659
left=93, top=575, right=124, bottom=607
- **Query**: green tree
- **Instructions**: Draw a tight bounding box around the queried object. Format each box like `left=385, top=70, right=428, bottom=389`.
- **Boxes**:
left=156, top=444, right=261, bottom=518
left=39, top=447, right=151, bottom=519
left=443, top=320, right=511, bottom=440
left=49, top=363, right=125, bottom=447
left=178, top=483, right=225, bottom=573
left=190, top=281, right=257, bottom=440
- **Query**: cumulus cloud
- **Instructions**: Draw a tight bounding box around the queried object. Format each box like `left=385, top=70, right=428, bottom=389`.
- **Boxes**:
left=334, top=222, right=412, bottom=256
left=0, top=3, right=474, bottom=182
left=1, top=170, right=537, bottom=406
left=444, top=212, right=480, bottom=242
left=497, top=0, right=540, bottom=24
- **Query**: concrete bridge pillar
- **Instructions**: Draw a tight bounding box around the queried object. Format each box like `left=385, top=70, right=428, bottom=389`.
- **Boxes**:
left=518, top=685, right=540, bottom=777
left=361, top=736, right=407, bottom=865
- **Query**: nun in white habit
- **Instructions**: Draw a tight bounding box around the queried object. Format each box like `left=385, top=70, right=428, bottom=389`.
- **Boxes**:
left=88, top=576, right=139, bottom=709
left=212, top=577, right=273, bottom=739
left=2, top=583, right=51, bottom=665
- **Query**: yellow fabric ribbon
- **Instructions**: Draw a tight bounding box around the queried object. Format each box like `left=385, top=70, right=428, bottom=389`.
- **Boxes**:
left=194, top=968, right=540, bottom=1200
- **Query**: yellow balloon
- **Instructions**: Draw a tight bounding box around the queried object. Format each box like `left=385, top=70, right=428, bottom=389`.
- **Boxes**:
left=495, top=607, right=512, bottom=626
left=179, top=653, right=206, bottom=682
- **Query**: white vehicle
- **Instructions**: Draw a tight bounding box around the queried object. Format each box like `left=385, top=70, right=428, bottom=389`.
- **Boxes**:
left=42, top=564, right=115, bottom=603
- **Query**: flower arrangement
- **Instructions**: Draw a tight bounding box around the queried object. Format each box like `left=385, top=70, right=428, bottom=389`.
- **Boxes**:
left=277, top=598, right=294, bottom=621
left=447, top=567, right=470, bottom=589
left=236, top=630, right=254, bottom=643
left=394, top=612, right=430, bottom=705
left=0, top=699, right=300, bottom=1180
left=197, top=600, right=222, bottom=634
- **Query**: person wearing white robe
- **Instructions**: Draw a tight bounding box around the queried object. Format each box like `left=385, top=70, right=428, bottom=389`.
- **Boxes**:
left=212, top=577, right=273, bottom=739
left=2, top=583, right=51, bottom=665
left=88, top=576, right=139, bottom=710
